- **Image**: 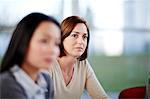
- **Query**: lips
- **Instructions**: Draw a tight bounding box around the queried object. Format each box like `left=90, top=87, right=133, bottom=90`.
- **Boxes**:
left=44, top=58, right=53, bottom=64
left=75, top=47, right=83, bottom=50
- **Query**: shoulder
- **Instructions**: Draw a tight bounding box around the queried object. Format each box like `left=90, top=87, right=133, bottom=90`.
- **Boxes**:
left=77, top=59, right=93, bottom=70
left=77, top=59, right=95, bottom=78
left=0, top=71, right=27, bottom=99
left=0, top=71, right=17, bottom=85
left=77, top=59, right=94, bottom=73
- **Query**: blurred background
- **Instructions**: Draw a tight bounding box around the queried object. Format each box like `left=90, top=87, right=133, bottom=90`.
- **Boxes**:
left=0, top=0, right=150, bottom=98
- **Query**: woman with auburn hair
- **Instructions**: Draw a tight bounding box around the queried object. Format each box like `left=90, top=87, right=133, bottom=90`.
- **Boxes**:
left=0, top=12, right=61, bottom=99
left=49, top=16, right=108, bottom=99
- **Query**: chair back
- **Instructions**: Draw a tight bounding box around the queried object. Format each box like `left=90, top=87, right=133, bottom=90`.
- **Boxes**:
left=119, top=86, right=146, bottom=99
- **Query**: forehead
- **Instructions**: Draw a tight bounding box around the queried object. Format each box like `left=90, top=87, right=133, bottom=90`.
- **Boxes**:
left=34, top=21, right=60, bottom=38
left=72, top=23, right=88, bottom=35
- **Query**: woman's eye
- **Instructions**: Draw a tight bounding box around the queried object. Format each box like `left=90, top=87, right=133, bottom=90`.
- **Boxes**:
left=71, top=34, right=78, bottom=38
left=83, top=35, right=88, bottom=39
left=40, top=39, right=48, bottom=43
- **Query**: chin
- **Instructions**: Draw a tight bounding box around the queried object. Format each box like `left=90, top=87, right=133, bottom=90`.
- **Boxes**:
left=42, top=63, right=52, bottom=69
left=72, top=52, right=83, bottom=58
left=77, top=52, right=83, bottom=56
left=74, top=54, right=82, bottom=58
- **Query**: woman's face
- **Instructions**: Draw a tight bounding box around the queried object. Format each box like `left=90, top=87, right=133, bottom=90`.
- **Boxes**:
left=63, top=23, right=88, bottom=58
left=24, top=21, right=60, bottom=70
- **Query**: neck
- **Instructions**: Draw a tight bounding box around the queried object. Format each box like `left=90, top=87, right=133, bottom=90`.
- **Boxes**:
left=58, top=56, right=76, bottom=73
left=21, top=63, right=39, bottom=82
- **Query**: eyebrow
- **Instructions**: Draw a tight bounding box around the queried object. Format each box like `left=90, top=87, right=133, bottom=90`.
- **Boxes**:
left=72, top=31, right=88, bottom=36
left=43, top=32, right=60, bottom=40
left=41, top=32, right=53, bottom=37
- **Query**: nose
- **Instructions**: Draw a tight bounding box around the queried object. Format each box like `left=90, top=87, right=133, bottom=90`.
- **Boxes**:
left=46, top=45, right=54, bottom=56
left=77, top=36, right=84, bottom=44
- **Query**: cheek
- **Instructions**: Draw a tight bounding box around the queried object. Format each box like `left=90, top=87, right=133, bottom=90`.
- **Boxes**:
left=63, top=41, right=68, bottom=50
left=64, top=44, right=71, bottom=52
left=55, top=47, right=60, bottom=57
left=25, top=49, right=37, bottom=65
left=52, top=45, right=60, bottom=57
left=27, top=46, right=43, bottom=60
left=32, top=46, right=42, bottom=54
left=84, top=40, right=87, bottom=48
left=29, top=46, right=46, bottom=64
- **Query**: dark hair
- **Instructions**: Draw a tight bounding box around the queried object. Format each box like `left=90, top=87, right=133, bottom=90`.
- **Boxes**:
left=0, top=12, right=60, bottom=73
left=60, top=16, right=90, bottom=61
